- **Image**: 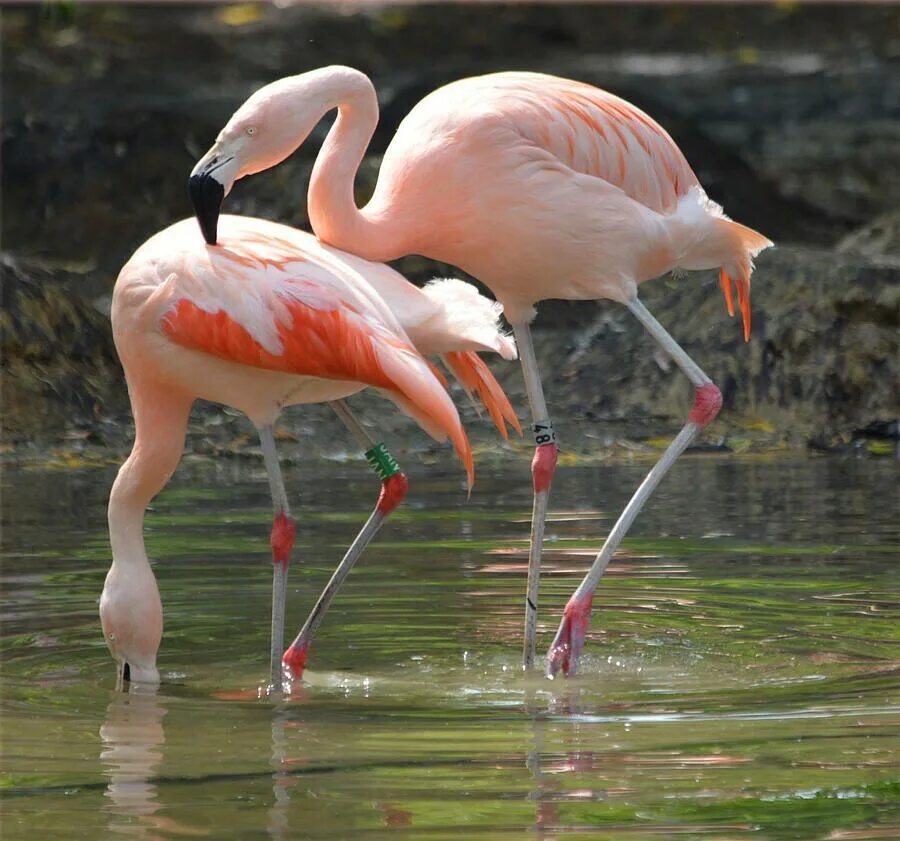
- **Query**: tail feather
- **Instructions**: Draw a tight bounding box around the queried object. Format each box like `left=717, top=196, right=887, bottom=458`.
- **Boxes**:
left=442, top=351, right=522, bottom=440
left=718, top=267, right=735, bottom=318
left=375, top=342, right=474, bottom=489
left=712, top=218, right=772, bottom=343
left=674, top=188, right=772, bottom=342
left=718, top=265, right=753, bottom=342
left=414, top=278, right=518, bottom=359
left=736, top=273, right=751, bottom=342
left=425, top=358, right=449, bottom=388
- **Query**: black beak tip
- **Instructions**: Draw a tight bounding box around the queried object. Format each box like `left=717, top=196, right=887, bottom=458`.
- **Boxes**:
left=189, top=173, right=224, bottom=246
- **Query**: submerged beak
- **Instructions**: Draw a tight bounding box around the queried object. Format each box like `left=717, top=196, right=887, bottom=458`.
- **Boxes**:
left=189, top=148, right=233, bottom=246
left=116, top=659, right=160, bottom=690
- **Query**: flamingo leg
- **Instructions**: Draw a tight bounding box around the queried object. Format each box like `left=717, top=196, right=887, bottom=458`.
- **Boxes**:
left=546, top=296, right=722, bottom=678
left=511, top=320, right=560, bottom=670
left=258, top=424, right=296, bottom=692
left=282, top=400, right=408, bottom=683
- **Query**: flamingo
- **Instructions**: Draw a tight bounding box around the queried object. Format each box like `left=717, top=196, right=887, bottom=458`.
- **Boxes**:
left=189, top=66, right=772, bottom=677
left=101, top=212, right=518, bottom=691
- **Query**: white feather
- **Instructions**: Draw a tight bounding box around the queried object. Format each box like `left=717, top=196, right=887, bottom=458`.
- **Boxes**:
left=414, top=278, right=517, bottom=359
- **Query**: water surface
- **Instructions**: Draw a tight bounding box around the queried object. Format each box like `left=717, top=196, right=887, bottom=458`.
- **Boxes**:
left=2, top=455, right=898, bottom=839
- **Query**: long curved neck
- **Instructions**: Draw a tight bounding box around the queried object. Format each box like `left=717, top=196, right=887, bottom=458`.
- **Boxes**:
left=307, top=70, right=405, bottom=262
left=108, top=382, right=191, bottom=568
left=108, top=453, right=158, bottom=570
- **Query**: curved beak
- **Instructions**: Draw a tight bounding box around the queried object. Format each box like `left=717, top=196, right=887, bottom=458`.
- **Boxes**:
left=189, top=147, right=235, bottom=246
left=189, top=172, right=224, bottom=245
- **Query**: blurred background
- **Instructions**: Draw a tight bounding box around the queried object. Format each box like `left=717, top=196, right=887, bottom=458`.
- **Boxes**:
left=3, top=2, right=898, bottom=461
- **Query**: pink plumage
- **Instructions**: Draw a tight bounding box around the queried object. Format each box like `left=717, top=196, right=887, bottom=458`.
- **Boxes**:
left=101, top=211, right=518, bottom=689
left=190, top=65, right=772, bottom=678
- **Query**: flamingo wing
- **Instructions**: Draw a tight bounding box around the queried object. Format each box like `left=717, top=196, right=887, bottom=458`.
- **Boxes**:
left=407, top=72, right=700, bottom=216
left=441, top=351, right=521, bottom=441
left=499, top=74, right=700, bottom=214
left=157, top=224, right=474, bottom=483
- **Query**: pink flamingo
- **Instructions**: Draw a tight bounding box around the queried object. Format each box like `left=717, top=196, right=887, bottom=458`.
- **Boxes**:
left=189, top=66, right=772, bottom=677
left=100, top=212, right=518, bottom=691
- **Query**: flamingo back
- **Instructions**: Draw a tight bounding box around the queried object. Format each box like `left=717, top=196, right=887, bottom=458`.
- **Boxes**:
left=378, top=72, right=770, bottom=331
left=393, top=72, right=700, bottom=216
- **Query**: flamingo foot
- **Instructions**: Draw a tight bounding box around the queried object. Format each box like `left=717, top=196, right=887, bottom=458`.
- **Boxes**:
left=546, top=594, right=593, bottom=679
left=282, top=640, right=309, bottom=683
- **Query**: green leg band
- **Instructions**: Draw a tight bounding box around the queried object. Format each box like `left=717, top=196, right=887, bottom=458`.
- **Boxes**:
left=365, top=442, right=402, bottom=480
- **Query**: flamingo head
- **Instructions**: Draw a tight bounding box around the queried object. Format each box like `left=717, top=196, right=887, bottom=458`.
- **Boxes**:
left=189, top=67, right=369, bottom=244
left=99, top=561, right=163, bottom=689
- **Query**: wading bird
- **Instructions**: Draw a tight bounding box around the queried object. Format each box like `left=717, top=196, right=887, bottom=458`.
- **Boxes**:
left=101, top=213, right=517, bottom=691
left=190, top=66, right=771, bottom=677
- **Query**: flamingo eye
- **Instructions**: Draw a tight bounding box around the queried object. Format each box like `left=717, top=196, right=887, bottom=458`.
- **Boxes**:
left=246, top=126, right=257, bottom=136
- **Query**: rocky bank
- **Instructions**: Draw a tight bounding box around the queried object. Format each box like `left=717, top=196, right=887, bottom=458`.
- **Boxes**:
left=3, top=4, right=898, bottom=465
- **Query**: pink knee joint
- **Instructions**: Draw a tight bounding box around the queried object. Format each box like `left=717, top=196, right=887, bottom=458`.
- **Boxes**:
left=376, top=472, right=409, bottom=516
left=688, top=382, right=722, bottom=428
left=270, top=511, right=296, bottom=566
left=532, top=444, right=559, bottom=494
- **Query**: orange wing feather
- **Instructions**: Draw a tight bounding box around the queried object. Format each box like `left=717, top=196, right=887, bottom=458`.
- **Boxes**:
left=500, top=75, right=700, bottom=214
left=441, top=351, right=521, bottom=440
left=163, top=298, right=396, bottom=388
left=162, top=292, right=474, bottom=485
